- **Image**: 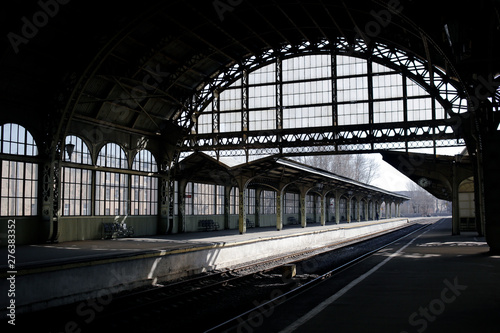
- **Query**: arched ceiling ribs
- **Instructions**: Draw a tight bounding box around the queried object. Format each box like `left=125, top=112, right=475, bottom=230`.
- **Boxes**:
left=162, top=13, right=238, bottom=66
left=229, top=16, right=274, bottom=52
left=43, top=0, right=478, bottom=160
left=184, top=2, right=259, bottom=58
left=178, top=36, right=471, bottom=156
left=99, top=75, right=189, bottom=102
left=55, top=2, right=175, bottom=155
left=111, top=77, right=161, bottom=131
left=272, top=0, right=312, bottom=44
left=318, top=0, right=348, bottom=41
left=246, top=1, right=292, bottom=47
left=298, top=1, right=329, bottom=42
left=180, top=50, right=281, bottom=128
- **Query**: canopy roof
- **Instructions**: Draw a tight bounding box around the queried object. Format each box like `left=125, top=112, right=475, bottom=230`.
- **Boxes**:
left=177, top=152, right=410, bottom=201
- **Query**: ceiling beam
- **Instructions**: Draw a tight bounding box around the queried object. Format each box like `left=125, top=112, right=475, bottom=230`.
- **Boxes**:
left=72, top=114, right=160, bottom=137
left=247, top=1, right=292, bottom=46
left=185, top=2, right=258, bottom=57
left=318, top=0, right=349, bottom=41
left=162, top=12, right=238, bottom=65
left=273, top=0, right=312, bottom=44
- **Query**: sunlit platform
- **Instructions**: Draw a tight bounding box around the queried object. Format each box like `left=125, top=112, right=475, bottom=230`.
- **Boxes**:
left=0, top=218, right=416, bottom=315
left=8, top=218, right=415, bottom=269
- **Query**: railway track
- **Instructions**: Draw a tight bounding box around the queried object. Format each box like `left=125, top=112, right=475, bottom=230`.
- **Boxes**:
left=14, top=218, right=439, bottom=332
left=207, top=219, right=437, bottom=333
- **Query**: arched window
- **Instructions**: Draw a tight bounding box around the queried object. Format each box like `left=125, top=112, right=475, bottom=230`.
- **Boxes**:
left=0, top=123, right=38, bottom=216
left=230, top=187, right=239, bottom=215
left=260, top=190, right=276, bottom=214
left=64, top=135, right=91, bottom=164
left=194, top=183, right=214, bottom=215
left=245, top=188, right=256, bottom=215
left=131, top=150, right=158, bottom=216
left=132, top=149, right=158, bottom=172
left=339, top=197, right=347, bottom=221
left=216, top=185, right=225, bottom=215
left=1, top=123, right=38, bottom=156
left=97, top=143, right=128, bottom=169
left=61, top=135, right=92, bottom=216
left=95, top=143, right=128, bottom=216
left=285, top=192, right=299, bottom=214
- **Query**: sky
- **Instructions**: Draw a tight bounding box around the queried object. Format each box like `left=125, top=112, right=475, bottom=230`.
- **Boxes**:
left=370, top=154, right=413, bottom=192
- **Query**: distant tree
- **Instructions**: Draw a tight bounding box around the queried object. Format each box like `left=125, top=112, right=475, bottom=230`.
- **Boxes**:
left=292, top=154, right=379, bottom=184
left=405, top=181, right=436, bottom=215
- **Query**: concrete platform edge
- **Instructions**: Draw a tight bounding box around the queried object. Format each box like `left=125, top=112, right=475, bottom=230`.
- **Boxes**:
left=0, top=218, right=410, bottom=316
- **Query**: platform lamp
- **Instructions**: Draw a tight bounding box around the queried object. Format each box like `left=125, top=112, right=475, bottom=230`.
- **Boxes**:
left=315, top=182, right=324, bottom=192
left=65, top=141, right=75, bottom=161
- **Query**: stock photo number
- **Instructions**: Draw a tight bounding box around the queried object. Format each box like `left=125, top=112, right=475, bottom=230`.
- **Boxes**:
left=6, top=219, right=17, bottom=326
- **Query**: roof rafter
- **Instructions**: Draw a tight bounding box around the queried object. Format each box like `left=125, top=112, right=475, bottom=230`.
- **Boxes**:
left=273, top=0, right=312, bottom=44
left=185, top=2, right=259, bottom=57
left=162, top=13, right=239, bottom=65
left=247, top=1, right=292, bottom=46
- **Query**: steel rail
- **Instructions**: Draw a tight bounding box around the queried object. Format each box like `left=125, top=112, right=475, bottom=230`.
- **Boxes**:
left=204, top=219, right=437, bottom=332
left=107, top=218, right=422, bottom=307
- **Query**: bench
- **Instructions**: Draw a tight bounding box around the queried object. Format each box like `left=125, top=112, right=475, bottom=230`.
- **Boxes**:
left=198, top=219, right=219, bottom=231
left=102, top=222, right=134, bottom=239
left=246, top=218, right=254, bottom=228
left=287, top=216, right=298, bottom=224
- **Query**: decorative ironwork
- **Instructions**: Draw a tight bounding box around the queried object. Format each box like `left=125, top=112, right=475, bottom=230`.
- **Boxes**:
left=178, top=39, right=467, bottom=157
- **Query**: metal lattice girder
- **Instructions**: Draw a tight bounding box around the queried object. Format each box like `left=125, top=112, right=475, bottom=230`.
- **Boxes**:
left=177, top=38, right=470, bottom=158
left=183, top=119, right=463, bottom=154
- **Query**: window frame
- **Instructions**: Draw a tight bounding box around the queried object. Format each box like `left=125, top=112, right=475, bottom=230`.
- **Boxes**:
left=0, top=123, right=39, bottom=217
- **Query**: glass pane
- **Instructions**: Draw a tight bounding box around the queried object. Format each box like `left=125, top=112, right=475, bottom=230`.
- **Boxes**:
left=338, top=103, right=369, bottom=125
left=97, top=143, right=128, bottom=169
left=0, top=123, right=38, bottom=156
left=337, top=56, right=368, bottom=76
left=132, top=149, right=157, bottom=172
left=374, top=100, right=405, bottom=123
left=337, top=77, right=369, bottom=102
left=373, top=74, right=403, bottom=99
left=249, top=85, right=275, bottom=109
left=407, top=98, right=433, bottom=121
left=220, top=88, right=242, bottom=111
left=283, top=54, right=332, bottom=81
left=249, top=64, right=275, bottom=85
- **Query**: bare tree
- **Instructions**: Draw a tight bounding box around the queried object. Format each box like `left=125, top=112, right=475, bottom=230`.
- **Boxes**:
left=405, top=181, right=436, bottom=215
left=351, top=154, right=379, bottom=184
left=292, top=154, right=380, bottom=184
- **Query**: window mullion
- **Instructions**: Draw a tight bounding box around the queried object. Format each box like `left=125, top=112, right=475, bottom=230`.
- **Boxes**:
left=276, top=58, right=283, bottom=131
left=402, top=71, right=409, bottom=152
left=126, top=173, right=131, bottom=216
left=331, top=54, right=338, bottom=127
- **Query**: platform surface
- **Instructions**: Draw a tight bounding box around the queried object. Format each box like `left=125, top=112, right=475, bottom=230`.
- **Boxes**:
left=1, top=218, right=413, bottom=271
left=249, top=218, right=500, bottom=333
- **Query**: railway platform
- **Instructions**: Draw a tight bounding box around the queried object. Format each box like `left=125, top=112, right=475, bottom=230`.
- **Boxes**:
left=0, top=217, right=413, bottom=316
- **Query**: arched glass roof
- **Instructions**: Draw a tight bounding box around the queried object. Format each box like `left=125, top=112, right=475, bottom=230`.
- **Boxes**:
left=184, top=40, right=466, bottom=156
